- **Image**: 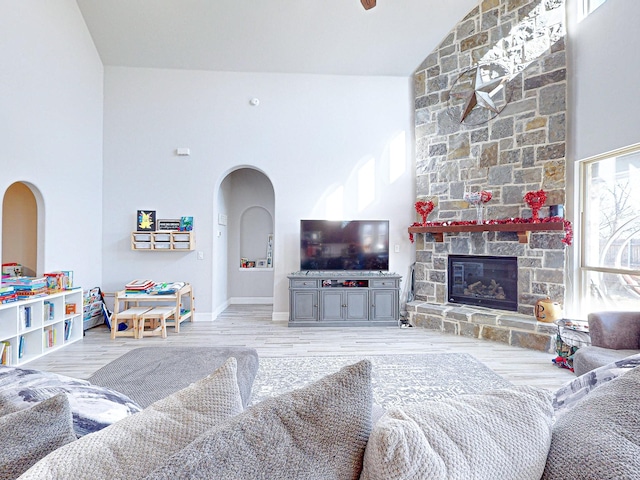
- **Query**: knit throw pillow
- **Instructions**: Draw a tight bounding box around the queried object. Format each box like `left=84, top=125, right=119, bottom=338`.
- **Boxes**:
left=543, top=366, right=640, bottom=479
left=19, top=357, right=244, bottom=480
left=0, top=393, right=76, bottom=480
left=143, top=360, right=373, bottom=480
left=361, top=385, right=554, bottom=480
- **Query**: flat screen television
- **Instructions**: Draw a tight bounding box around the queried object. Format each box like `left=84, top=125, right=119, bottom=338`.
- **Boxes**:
left=300, top=220, right=389, bottom=271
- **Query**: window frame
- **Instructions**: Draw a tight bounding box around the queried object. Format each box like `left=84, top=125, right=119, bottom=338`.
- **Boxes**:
left=577, top=143, right=640, bottom=315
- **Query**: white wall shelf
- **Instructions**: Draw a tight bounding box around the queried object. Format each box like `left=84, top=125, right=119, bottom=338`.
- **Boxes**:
left=0, top=289, right=83, bottom=366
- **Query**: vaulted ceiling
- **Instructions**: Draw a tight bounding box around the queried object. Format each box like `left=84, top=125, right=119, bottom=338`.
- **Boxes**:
left=76, top=0, right=479, bottom=77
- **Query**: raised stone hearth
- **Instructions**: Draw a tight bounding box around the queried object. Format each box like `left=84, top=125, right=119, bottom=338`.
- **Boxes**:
left=406, top=301, right=557, bottom=352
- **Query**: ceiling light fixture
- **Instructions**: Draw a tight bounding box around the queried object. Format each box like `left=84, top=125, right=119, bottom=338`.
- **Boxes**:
left=361, top=0, right=376, bottom=10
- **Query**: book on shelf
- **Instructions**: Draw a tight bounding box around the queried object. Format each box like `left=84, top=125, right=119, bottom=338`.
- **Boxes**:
left=1, top=341, right=11, bottom=365
left=18, top=335, right=25, bottom=359
left=4, top=276, right=47, bottom=287
left=64, top=319, right=73, bottom=341
left=124, top=279, right=155, bottom=294
left=0, top=292, right=17, bottom=304
left=44, top=301, right=54, bottom=321
left=20, top=306, right=32, bottom=329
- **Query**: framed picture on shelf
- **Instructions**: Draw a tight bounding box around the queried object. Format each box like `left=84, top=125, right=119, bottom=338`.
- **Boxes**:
left=179, top=216, right=194, bottom=231
left=157, top=219, right=181, bottom=231
left=256, top=259, right=268, bottom=268
left=137, top=210, right=156, bottom=231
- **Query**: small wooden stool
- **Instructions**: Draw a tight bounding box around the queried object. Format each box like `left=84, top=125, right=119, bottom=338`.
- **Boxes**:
left=111, top=307, right=152, bottom=339
left=138, top=306, right=176, bottom=339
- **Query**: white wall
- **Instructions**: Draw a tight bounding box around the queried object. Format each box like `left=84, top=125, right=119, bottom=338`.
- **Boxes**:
left=102, top=67, right=415, bottom=319
left=0, top=1, right=104, bottom=289
left=569, top=0, right=640, bottom=161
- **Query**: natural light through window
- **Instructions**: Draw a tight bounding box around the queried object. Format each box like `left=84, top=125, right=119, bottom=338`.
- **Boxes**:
left=389, top=131, right=406, bottom=183
left=578, top=0, right=607, bottom=22
left=580, top=145, right=640, bottom=314
left=325, top=186, right=344, bottom=220
left=358, top=157, right=376, bottom=212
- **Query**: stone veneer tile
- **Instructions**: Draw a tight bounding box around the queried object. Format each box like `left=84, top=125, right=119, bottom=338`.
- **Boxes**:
left=511, top=331, right=553, bottom=352
left=481, top=325, right=510, bottom=343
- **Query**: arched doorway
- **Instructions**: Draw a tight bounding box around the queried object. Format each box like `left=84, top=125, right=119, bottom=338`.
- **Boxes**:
left=2, top=182, right=41, bottom=277
left=217, top=167, right=275, bottom=306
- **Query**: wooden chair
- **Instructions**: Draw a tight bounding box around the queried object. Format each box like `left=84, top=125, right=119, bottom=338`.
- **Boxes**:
left=138, top=306, right=176, bottom=339
left=110, top=306, right=152, bottom=339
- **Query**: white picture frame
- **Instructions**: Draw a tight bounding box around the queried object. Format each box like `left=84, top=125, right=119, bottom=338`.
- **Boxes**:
left=256, top=259, right=268, bottom=268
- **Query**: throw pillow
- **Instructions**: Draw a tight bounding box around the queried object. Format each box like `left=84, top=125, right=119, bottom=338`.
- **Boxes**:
left=0, top=393, right=76, bottom=480
left=143, top=360, right=373, bottom=480
left=0, top=365, right=142, bottom=437
left=542, top=366, right=640, bottom=479
left=552, top=352, right=640, bottom=415
left=19, top=357, right=244, bottom=480
left=360, top=385, right=554, bottom=480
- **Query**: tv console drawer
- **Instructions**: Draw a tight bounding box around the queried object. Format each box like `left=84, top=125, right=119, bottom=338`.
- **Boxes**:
left=290, top=280, right=319, bottom=288
left=370, top=279, right=398, bottom=288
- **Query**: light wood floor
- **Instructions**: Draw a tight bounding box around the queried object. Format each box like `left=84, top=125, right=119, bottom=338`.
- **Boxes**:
left=26, top=305, right=574, bottom=391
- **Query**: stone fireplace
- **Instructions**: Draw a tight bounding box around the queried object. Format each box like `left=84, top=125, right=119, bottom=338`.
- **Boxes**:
left=406, top=0, right=567, bottom=352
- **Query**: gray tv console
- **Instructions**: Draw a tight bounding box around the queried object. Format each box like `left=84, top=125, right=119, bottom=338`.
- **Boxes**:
left=288, top=271, right=401, bottom=327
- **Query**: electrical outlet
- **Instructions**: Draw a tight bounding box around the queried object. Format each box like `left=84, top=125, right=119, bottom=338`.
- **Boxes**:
left=394, top=244, right=400, bottom=253
left=197, top=251, right=204, bottom=260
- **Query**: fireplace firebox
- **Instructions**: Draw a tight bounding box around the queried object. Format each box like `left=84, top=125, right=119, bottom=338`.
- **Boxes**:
left=447, top=255, right=518, bottom=311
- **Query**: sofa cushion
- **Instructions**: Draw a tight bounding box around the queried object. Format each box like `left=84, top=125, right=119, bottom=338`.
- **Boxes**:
left=0, top=365, right=141, bottom=437
left=542, top=365, right=640, bottom=479
left=0, top=393, right=76, bottom=480
left=143, top=360, right=373, bottom=480
left=19, top=357, right=244, bottom=480
left=360, top=385, right=554, bottom=480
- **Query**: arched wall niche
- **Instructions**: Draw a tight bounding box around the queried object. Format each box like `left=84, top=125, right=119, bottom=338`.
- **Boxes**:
left=240, top=206, right=273, bottom=263
left=1, top=181, right=44, bottom=277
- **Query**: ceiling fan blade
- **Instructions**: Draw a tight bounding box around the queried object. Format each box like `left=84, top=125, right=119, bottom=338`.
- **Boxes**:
left=361, top=0, right=376, bottom=10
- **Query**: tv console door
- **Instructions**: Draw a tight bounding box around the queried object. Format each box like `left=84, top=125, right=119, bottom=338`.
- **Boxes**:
left=288, top=273, right=400, bottom=327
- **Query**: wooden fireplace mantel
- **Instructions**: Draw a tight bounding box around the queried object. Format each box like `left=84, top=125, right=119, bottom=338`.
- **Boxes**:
left=408, top=221, right=564, bottom=244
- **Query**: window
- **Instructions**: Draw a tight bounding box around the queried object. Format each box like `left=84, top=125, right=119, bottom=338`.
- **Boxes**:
left=578, top=0, right=607, bottom=22
left=579, top=145, right=640, bottom=313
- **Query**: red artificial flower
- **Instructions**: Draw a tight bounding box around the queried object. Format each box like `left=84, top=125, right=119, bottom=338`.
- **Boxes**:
left=524, top=189, right=547, bottom=220
left=415, top=200, right=435, bottom=225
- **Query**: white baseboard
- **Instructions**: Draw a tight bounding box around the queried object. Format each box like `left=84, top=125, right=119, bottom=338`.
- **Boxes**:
left=193, top=312, right=215, bottom=322
left=271, top=311, right=289, bottom=322
left=228, top=297, right=274, bottom=305
left=210, top=300, right=230, bottom=320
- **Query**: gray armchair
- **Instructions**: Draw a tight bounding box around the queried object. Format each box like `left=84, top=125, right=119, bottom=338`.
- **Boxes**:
left=573, top=311, right=640, bottom=376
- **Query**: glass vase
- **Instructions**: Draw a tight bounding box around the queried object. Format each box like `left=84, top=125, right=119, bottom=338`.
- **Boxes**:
left=475, top=204, right=484, bottom=224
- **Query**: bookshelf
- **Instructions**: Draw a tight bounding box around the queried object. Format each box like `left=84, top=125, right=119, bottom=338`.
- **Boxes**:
left=131, top=231, right=195, bottom=251
left=0, top=289, right=83, bottom=366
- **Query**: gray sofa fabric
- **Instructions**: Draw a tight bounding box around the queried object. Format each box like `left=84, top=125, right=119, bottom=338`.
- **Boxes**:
left=572, top=311, right=640, bottom=376
left=87, top=346, right=259, bottom=408
left=543, top=366, right=640, bottom=479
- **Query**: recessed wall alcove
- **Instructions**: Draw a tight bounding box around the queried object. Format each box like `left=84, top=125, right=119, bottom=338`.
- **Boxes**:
left=218, top=167, right=275, bottom=306
left=1, top=181, right=44, bottom=277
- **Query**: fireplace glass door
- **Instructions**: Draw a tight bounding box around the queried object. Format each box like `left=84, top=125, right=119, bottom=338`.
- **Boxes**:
left=447, top=255, right=518, bottom=311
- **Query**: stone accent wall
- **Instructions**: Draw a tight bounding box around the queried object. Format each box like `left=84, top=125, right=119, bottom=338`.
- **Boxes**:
left=412, top=0, right=568, bottom=320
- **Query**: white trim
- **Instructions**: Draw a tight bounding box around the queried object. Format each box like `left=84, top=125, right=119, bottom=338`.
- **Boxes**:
left=228, top=297, right=273, bottom=305
left=192, top=312, right=215, bottom=322
left=271, top=311, right=289, bottom=322
left=210, top=299, right=230, bottom=320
